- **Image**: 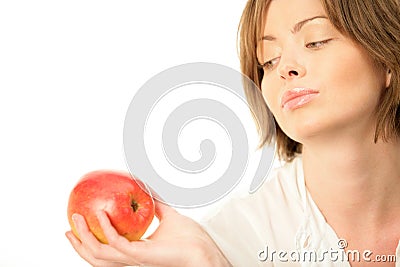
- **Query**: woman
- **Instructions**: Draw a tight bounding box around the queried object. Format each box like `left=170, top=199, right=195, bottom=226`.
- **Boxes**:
left=66, top=0, right=400, bottom=266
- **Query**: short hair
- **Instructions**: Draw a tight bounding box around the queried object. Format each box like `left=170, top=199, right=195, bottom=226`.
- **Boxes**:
left=238, top=0, right=400, bottom=161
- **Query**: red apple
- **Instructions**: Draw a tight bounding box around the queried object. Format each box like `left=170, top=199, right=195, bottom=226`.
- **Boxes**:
left=67, top=170, right=155, bottom=243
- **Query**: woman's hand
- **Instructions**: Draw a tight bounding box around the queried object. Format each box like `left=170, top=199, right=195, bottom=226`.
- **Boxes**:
left=65, top=200, right=231, bottom=267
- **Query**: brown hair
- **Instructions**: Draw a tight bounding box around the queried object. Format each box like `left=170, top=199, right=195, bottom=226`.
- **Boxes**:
left=238, top=0, right=400, bottom=162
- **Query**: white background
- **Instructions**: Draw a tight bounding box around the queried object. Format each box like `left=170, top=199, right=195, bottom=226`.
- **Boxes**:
left=0, top=1, right=275, bottom=266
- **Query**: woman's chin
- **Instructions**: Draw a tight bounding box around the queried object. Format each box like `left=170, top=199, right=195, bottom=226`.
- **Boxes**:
left=282, top=121, right=332, bottom=144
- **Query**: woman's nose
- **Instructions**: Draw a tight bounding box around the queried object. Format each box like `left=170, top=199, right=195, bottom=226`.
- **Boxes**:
left=277, top=56, right=306, bottom=80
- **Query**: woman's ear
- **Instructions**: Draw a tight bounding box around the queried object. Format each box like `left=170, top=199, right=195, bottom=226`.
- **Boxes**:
left=386, top=68, right=392, bottom=88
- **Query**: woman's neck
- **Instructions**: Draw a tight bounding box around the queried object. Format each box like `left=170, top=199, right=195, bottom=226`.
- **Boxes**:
left=302, top=134, right=400, bottom=232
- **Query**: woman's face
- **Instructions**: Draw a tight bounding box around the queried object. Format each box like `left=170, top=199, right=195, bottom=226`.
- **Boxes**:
left=259, top=0, right=390, bottom=143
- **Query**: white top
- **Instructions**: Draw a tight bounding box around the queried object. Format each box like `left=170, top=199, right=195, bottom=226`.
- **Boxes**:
left=201, top=157, right=400, bottom=266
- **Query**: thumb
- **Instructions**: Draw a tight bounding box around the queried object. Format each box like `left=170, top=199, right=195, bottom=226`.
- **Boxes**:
left=154, top=199, right=177, bottom=221
left=147, top=187, right=177, bottom=220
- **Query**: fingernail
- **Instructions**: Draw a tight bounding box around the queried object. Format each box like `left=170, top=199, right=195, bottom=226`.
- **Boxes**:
left=96, top=210, right=104, bottom=219
left=72, top=213, right=80, bottom=224
left=65, top=231, right=72, bottom=240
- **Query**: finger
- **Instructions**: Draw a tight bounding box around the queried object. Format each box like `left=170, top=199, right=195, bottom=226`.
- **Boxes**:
left=66, top=230, right=79, bottom=244
left=144, top=187, right=176, bottom=221
left=96, top=210, right=131, bottom=248
left=65, top=230, right=83, bottom=251
left=66, top=231, right=128, bottom=267
left=72, top=213, right=129, bottom=264
left=97, top=210, right=164, bottom=266
left=154, top=199, right=176, bottom=221
left=65, top=230, right=102, bottom=266
left=96, top=210, right=143, bottom=266
left=72, top=213, right=104, bottom=248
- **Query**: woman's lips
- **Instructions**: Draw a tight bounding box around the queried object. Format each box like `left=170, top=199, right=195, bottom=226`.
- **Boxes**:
left=281, top=88, right=320, bottom=110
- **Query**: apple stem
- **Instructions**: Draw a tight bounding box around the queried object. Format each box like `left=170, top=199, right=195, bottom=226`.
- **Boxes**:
left=131, top=200, right=139, bottom=212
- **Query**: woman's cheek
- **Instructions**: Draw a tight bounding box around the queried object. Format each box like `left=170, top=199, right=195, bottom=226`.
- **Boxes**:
left=261, top=79, right=279, bottom=115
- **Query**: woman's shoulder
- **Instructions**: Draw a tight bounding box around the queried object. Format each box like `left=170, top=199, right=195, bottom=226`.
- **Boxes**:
left=259, top=156, right=305, bottom=203
left=201, top=156, right=306, bottom=230
left=200, top=156, right=307, bottom=265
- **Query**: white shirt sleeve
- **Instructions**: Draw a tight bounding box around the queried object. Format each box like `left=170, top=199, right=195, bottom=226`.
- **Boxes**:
left=200, top=158, right=306, bottom=266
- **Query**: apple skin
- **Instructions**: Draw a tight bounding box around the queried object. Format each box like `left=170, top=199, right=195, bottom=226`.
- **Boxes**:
left=67, top=170, right=155, bottom=244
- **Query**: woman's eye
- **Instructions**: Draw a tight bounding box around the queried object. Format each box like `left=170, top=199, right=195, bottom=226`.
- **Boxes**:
left=261, top=57, right=280, bottom=70
left=306, top=39, right=332, bottom=49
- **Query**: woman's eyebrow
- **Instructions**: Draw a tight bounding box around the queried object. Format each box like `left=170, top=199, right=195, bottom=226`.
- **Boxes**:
left=291, top=15, right=328, bottom=34
left=261, top=15, right=328, bottom=41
